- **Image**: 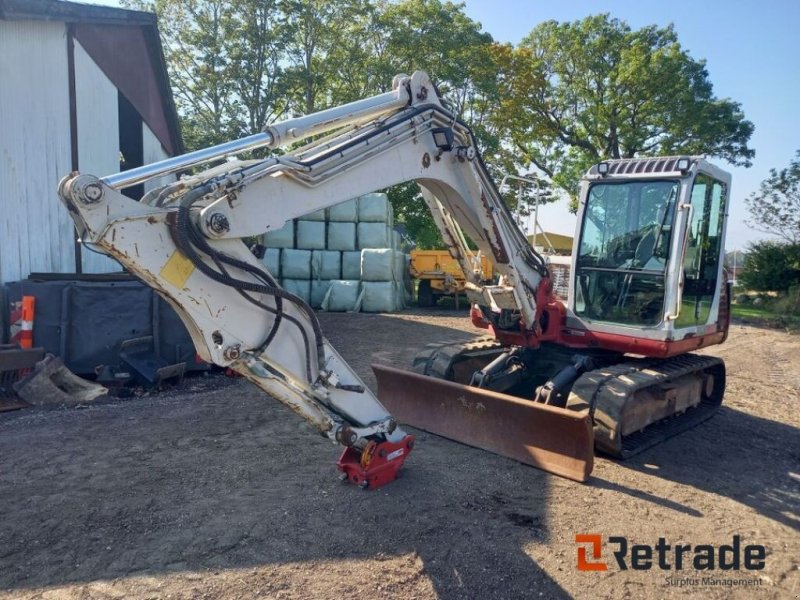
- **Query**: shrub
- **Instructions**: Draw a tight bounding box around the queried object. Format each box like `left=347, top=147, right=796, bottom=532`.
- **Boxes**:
left=738, top=241, right=800, bottom=292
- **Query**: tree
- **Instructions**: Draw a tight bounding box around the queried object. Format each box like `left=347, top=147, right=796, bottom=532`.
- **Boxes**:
left=738, top=240, right=800, bottom=292
left=493, top=14, right=755, bottom=205
left=125, top=0, right=565, bottom=245
left=745, top=150, right=800, bottom=243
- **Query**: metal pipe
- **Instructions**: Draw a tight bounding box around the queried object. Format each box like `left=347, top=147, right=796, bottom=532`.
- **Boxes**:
left=103, top=132, right=274, bottom=190
left=264, top=89, right=409, bottom=148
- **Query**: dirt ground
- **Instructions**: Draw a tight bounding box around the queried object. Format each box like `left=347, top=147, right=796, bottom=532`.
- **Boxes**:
left=0, top=309, right=798, bottom=600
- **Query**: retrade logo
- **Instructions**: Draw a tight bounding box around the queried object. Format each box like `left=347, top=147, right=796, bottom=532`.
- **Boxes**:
left=576, top=534, right=608, bottom=571
left=575, top=535, right=766, bottom=572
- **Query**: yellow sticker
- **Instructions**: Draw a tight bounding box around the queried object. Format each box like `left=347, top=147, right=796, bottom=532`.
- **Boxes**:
left=160, top=250, right=195, bottom=289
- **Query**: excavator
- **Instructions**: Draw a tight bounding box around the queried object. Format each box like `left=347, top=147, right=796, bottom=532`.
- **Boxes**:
left=59, top=71, right=731, bottom=486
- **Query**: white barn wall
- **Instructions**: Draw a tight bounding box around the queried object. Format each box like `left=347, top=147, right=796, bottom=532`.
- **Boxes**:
left=142, top=123, right=174, bottom=194
left=0, top=20, right=75, bottom=283
left=74, top=40, right=123, bottom=274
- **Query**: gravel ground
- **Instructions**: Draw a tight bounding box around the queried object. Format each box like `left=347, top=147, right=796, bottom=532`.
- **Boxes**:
left=0, top=309, right=797, bottom=599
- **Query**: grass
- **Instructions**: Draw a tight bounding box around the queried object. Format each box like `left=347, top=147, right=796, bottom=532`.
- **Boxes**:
left=731, top=303, right=800, bottom=331
left=730, top=305, right=773, bottom=319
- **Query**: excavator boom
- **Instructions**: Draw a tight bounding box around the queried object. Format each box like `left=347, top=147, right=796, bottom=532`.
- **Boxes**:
left=58, top=71, right=590, bottom=486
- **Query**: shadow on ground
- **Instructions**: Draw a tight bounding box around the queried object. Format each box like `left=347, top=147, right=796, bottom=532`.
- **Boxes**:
left=0, top=313, right=568, bottom=599
left=597, top=406, right=800, bottom=531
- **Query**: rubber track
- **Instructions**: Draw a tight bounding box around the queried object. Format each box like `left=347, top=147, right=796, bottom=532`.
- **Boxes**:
left=568, top=353, right=726, bottom=458
left=412, top=336, right=503, bottom=381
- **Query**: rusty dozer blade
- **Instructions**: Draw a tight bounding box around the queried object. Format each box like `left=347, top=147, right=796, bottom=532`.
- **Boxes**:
left=373, top=364, right=594, bottom=482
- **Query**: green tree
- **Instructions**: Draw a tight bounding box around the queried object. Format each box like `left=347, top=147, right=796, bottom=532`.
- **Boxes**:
left=497, top=14, right=754, bottom=205
left=739, top=241, right=800, bottom=292
left=745, top=150, right=800, bottom=243
left=125, top=0, right=292, bottom=149
left=124, top=0, right=555, bottom=245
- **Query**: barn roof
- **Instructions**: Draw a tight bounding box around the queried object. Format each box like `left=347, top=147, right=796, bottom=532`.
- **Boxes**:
left=0, top=0, right=183, bottom=156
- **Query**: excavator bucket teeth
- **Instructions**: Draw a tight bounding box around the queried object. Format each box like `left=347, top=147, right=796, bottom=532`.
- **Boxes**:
left=373, top=364, right=594, bottom=482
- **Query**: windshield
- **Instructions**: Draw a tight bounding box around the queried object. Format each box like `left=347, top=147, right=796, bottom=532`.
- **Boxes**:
left=574, top=180, right=678, bottom=326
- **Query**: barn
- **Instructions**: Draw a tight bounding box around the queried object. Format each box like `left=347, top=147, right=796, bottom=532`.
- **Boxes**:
left=0, top=0, right=182, bottom=284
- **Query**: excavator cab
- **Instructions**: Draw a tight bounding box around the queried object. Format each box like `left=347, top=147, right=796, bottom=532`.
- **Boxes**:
left=564, top=157, right=732, bottom=356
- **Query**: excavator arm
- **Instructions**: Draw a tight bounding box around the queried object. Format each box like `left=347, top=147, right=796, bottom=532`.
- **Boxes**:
left=59, top=71, right=593, bottom=487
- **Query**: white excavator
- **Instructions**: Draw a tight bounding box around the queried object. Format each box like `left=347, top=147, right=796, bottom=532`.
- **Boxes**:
left=59, top=71, right=731, bottom=487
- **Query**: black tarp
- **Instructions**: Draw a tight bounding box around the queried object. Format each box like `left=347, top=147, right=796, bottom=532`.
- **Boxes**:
left=3, top=277, right=205, bottom=375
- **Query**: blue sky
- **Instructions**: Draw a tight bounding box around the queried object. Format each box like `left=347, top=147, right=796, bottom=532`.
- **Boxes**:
left=460, top=0, right=800, bottom=247
left=95, top=0, right=799, bottom=249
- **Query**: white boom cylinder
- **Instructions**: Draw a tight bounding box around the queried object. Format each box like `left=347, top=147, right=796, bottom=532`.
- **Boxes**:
left=103, top=88, right=410, bottom=191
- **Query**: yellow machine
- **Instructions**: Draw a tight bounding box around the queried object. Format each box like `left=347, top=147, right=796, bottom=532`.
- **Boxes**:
left=410, top=249, right=493, bottom=307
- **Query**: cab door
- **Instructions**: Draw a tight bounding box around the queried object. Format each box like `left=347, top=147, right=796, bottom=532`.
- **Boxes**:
left=676, top=174, right=728, bottom=327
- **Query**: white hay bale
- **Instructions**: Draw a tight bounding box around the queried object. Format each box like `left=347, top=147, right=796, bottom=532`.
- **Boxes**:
left=357, top=222, right=391, bottom=249
left=358, top=192, right=392, bottom=224
left=328, top=199, right=358, bottom=222
left=262, top=248, right=281, bottom=278
left=392, top=229, right=403, bottom=251
left=327, top=222, right=357, bottom=251
left=301, top=208, right=327, bottom=221
left=263, top=220, right=294, bottom=248
left=361, top=249, right=397, bottom=282
left=281, top=279, right=311, bottom=304
left=281, top=249, right=312, bottom=279
left=341, top=251, right=361, bottom=280
left=321, top=280, right=361, bottom=312
left=310, top=280, right=331, bottom=308
left=311, top=250, right=341, bottom=280
left=357, top=281, right=403, bottom=313
left=393, top=252, right=408, bottom=285
left=296, top=220, right=326, bottom=250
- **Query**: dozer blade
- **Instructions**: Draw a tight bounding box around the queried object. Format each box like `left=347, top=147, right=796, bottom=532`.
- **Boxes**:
left=373, top=364, right=594, bottom=482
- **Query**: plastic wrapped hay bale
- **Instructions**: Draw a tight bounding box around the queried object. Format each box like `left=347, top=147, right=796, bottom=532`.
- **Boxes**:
left=327, top=222, right=357, bottom=251
left=263, top=220, right=294, bottom=248
left=311, top=250, right=341, bottom=280
left=393, top=252, right=409, bottom=286
left=262, top=248, right=281, bottom=278
left=358, top=192, right=392, bottom=224
left=310, top=280, right=331, bottom=309
left=341, top=251, right=361, bottom=280
left=361, top=249, right=397, bottom=281
left=321, top=280, right=361, bottom=312
left=281, top=249, right=312, bottom=279
left=282, top=279, right=311, bottom=304
left=328, top=198, right=358, bottom=222
left=392, top=229, right=403, bottom=251
left=357, top=222, right=391, bottom=249
left=301, top=208, right=327, bottom=221
left=357, top=281, right=403, bottom=313
left=296, top=220, right=326, bottom=250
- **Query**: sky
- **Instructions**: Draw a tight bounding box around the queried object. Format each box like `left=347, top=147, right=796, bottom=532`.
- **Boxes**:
left=458, top=0, right=800, bottom=249
left=93, top=0, right=800, bottom=250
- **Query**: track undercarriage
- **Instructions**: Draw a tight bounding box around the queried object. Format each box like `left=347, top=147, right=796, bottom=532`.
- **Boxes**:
left=375, top=337, right=725, bottom=479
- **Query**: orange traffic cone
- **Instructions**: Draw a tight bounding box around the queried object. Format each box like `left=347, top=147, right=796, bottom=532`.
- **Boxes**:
left=10, top=296, right=35, bottom=349
left=18, top=296, right=35, bottom=349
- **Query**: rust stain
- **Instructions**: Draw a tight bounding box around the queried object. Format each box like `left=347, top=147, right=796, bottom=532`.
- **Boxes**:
left=203, top=298, right=214, bottom=318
